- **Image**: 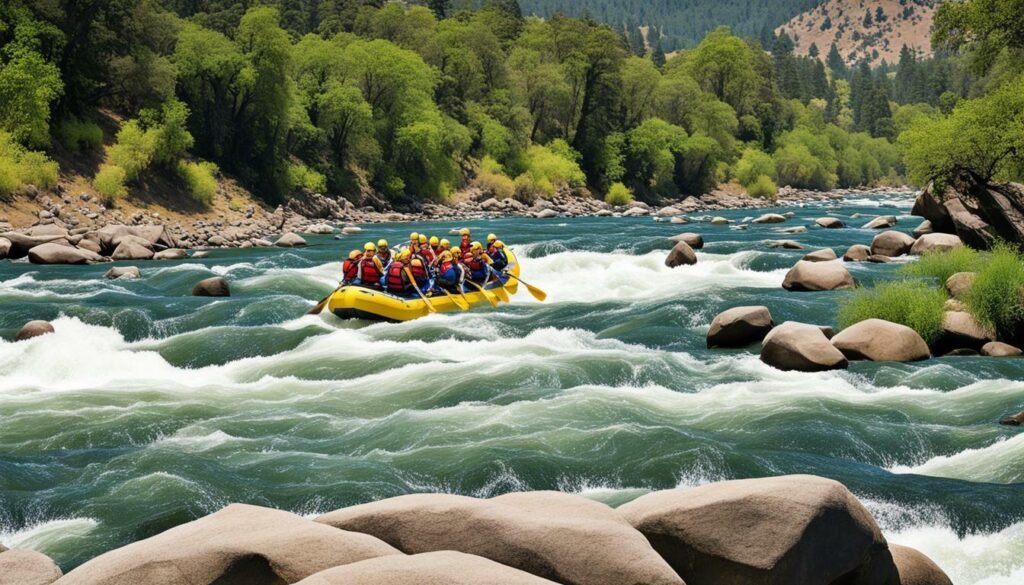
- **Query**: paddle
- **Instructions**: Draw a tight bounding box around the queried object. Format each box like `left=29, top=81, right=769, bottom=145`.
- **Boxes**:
left=404, top=267, right=437, bottom=313
left=308, top=284, right=343, bottom=315
left=463, top=279, right=499, bottom=307
left=440, top=288, right=469, bottom=311
left=503, top=272, right=547, bottom=302
left=485, top=266, right=511, bottom=303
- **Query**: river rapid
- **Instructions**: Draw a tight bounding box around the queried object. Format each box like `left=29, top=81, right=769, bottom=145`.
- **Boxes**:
left=1, top=192, right=1022, bottom=583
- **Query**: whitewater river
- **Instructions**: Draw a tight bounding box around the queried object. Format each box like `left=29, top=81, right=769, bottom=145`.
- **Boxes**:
left=1, top=192, right=1022, bottom=582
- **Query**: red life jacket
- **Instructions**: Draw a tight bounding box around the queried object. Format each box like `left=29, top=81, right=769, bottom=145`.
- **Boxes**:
left=422, top=247, right=435, bottom=263
left=358, top=256, right=382, bottom=284
left=409, top=258, right=428, bottom=280
left=342, top=259, right=359, bottom=281
left=460, top=238, right=472, bottom=253
left=466, top=254, right=485, bottom=271
left=439, top=253, right=455, bottom=273
left=385, top=261, right=407, bottom=293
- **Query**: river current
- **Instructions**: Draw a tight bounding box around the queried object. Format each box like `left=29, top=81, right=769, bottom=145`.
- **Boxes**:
left=1, top=192, right=1022, bottom=583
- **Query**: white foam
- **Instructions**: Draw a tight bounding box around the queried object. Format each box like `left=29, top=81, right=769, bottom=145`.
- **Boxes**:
left=0, top=517, right=98, bottom=552
left=889, top=433, right=1024, bottom=484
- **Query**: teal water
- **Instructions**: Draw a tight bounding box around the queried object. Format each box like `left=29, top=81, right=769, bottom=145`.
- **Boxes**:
left=1, top=193, right=1022, bottom=583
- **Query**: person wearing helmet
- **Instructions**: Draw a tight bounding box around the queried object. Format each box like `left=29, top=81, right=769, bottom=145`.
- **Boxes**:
left=459, top=228, right=472, bottom=254
left=408, top=232, right=420, bottom=251
left=385, top=249, right=412, bottom=295
left=418, top=234, right=435, bottom=263
left=440, top=238, right=451, bottom=251
left=408, top=251, right=430, bottom=292
left=356, top=242, right=384, bottom=288
left=433, top=246, right=462, bottom=291
left=429, top=236, right=441, bottom=259
left=341, top=249, right=361, bottom=285
left=490, top=240, right=508, bottom=272
left=376, top=239, right=392, bottom=266
left=465, top=241, right=493, bottom=283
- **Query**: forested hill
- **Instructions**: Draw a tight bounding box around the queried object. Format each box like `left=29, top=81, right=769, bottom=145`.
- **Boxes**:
left=515, top=0, right=823, bottom=51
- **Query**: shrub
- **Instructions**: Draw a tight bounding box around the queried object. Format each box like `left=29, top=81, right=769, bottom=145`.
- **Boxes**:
left=0, top=155, right=18, bottom=199
left=745, top=174, right=777, bottom=199
left=604, top=181, right=633, bottom=206
left=94, top=164, right=128, bottom=202
left=58, top=117, right=104, bottom=151
left=287, top=163, right=327, bottom=193
left=178, top=160, right=218, bottom=205
left=511, top=143, right=586, bottom=201
left=0, top=131, right=61, bottom=198
left=108, top=120, right=156, bottom=179
left=966, top=244, right=1024, bottom=340
left=475, top=157, right=516, bottom=200
left=734, top=147, right=776, bottom=186
left=228, top=197, right=246, bottom=212
left=901, top=246, right=980, bottom=284
left=838, top=280, right=948, bottom=344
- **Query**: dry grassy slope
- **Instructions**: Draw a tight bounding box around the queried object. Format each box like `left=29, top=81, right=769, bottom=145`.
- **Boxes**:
left=776, top=0, right=938, bottom=66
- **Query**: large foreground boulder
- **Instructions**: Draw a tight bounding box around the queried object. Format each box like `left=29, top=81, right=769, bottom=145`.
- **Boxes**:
left=665, top=241, right=697, bottom=267
left=933, top=311, right=994, bottom=354
left=669, top=233, right=704, bottom=249
left=90, top=224, right=177, bottom=255
left=111, top=235, right=155, bottom=261
left=871, top=231, right=916, bottom=257
left=16, top=320, right=54, bottom=341
left=619, top=475, right=894, bottom=585
left=889, top=544, right=953, bottom=585
left=782, top=261, right=856, bottom=291
left=761, top=322, right=849, bottom=371
left=0, top=549, right=62, bottom=585
left=0, top=232, right=66, bottom=259
left=57, top=504, right=400, bottom=585
left=831, top=319, right=930, bottom=362
left=0, top=237, right=10, bottom=259
left=707, top=306, right=774, bottom=348
left=192, top=276, right=231, bottom=297
left=910, top=233, right=963, bottom=255
left=295, top=551, right=559, bottom=585
left=27, top=243, right=106, bottom=265
left=315, top=492, right=683, bottom=585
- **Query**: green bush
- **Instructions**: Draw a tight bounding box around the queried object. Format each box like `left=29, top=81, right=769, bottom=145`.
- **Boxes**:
left=901, top=246, right=981, bottom=284
left=0, top=155, right=18, bottom=199
left=475, top=157, right=516, bottom=200
left=734, top=147, right=776, bottom=186
left=58, top=117, right=104, bottom=151
left=287, top=163, right=327, bottom=193
left=0, top=131, right=60, bottom=198
left=178, top=160, right=218, bottom=205
left=604, top=182, right=633, bottom=206
left=966, top=243, right=1024, bottom=340
left=839, top=280, right=948, bottom=344
left=512, top=143, right=586, bottom=201
left=94, top=164, right=128, bottom=202
left=745, top=174, right=777, bottom=199
left=108, top=120, right=156, bottom=180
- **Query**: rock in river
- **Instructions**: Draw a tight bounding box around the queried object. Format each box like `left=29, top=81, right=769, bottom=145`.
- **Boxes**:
left=294, top=551, right=559, bottom=585
left=934, top=311, right=994, bottom=354
left=707, top=306, right=774, bottom=348
left=752, top=213, right=786, bottom=224
left=831, top=319, right=930, bottom=362
left=760, top=321, right=849, bottom=372
left=15, top=320, right=55, bottom=342
left=782, top=260, right=855, bottom=292
left=104, top=266, right=141, bottom=280
left=843, top=244, right=871, bottom=262
left=815, top=217, right=844, bottom=228
left=910, top=233, right=963, bottom=255
left=665, top=241, right=697, bottom=267
left=275, top=232, right=308, bottom=247
left=0, top=549, right=63, bottom=585
left=669, top=232, right=703, bottom=249
left=802, top=248, right=837, bottom=262
left=192, top=276, right=231, bottom=297
left=28, top=243, right=106, bottom=265
left=862, top=215, right=897, bottom=229
left=982, top=341, right=1023, bottom=357
left=871, top=231, right=916, bottom=257
left=890, top=544, right=953, bottom=585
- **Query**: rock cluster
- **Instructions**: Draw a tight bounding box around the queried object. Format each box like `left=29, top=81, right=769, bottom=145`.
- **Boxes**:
left=911, top=172, right=1024, bottom=248
left=35, top=475, right=950, bottom=585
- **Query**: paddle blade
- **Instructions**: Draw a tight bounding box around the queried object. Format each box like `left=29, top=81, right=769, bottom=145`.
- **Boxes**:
left=307, top=296, right=330, bottom=315
left=524, top=282, right=547, bottom=302
left=492, top=285, right=510, bottom=303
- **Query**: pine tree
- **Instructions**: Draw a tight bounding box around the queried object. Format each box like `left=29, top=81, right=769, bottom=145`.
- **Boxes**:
left=827, top=42, right=846, bottom=77
left=808, top=42, right=820, bottom=59
left=863, top=9, right=873, bottom=27
left=629, top=25, right=647, bottom=57
left=773, top=32, right=801, bottom=99
left=651, top=37, right=666, bottom=68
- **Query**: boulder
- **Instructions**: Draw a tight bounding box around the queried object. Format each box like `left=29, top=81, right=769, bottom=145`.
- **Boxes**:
left=251, top=239, right=273, bottom=248
left=782, top=261, right=856, bottom=292
left=27, top=223, right=69, bottom=239
left=28, top=243, right=106, bottom=265
left=911, top=174, right=1024, bottom=249
left=295, top=551, right=559, bottom=585
left=871, top=231, right=916, bottom=257
left=665, top=241, right=697, bottom=268
left=16, top=320, right=55, bottom=341
left=776, top=226, right=808, bottom=234
left=1000, top=411, right=1024, bottom=426
left=192, top=276, right=231, bottom=297
left=669, top=233, right=703, bottom=249
left=0, top=549, right=62, bottom=585
left=94, top=224, right=176, bottom=254
left=889, top=544, right=952, bottom=585
left=831, top=319, right=930, bottom=362
left=0, top=233, right=67, bottom=259
left=656, top=206, right=684, bottom=217
left=815, top=217, right=844, bottom=229
left=305, top=223, right=336, bottom=235
left=111, top=238, right=155, bottom=261
left=192, top=251, right=209, bottom=259
left=0, top=237, right=10, bottom=259
left=669, top=216, right=687, bottom=224
left=753, top=213, right=787, bottom=224
left=104, top=266, right=140, bottom=280
left=981, top=341, right=1023, bottom=357
left=275, top=232, right=307, bottom=247
left=766, top=239, right=804, bottom=250
left=315, top=492, right=684, bottom=585
left=707, top=306, right=774, bottom=348
left=862, top=215, right=897, bottom=229
left=945, top=272, right=975, bottom=299
left=934, top=311, right=994, bottom=354
left=843, top=244, right=871, bottom=262
left=802, top=248, right=837, bottom=262
left=76, top=238, right=102, bottom=254
left=710, top=216, right=729, bottom=225
left=761, top=322, right=849, bottom=371
left=536, top=208, right=560, bottom=218
left=910, top=233, right=963, bottom=255
left=868, top=255, right=893, bottom=263
left=341, top=226, right=363, bottom=235
left=912, top=220, right=934, bottom=238
left=57, top=504, right=399, bottom=585
left=154, top=248, right=189, bottom=260
left=620, top=475, right=892, bottom=585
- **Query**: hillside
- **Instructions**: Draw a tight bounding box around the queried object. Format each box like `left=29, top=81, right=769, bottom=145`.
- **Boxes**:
left=776, top=0, right=938, bottom=66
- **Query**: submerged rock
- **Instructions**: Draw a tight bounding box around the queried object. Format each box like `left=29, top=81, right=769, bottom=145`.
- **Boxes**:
left=295, top=551, right=560, bottom=585
left=831, top=319, right=930, bottom=362
left=782, top=260, right=855, bottom=291
left=871, top=231, right=915, bottom=257
left=802, top=248, right=837, bottom=262
left=760, top=322, right=849, bottom=371
left=766, top=239, right=804, bottom=249
left=890, top=544, right=953, bottom=585
left=1000, top=411, right=1024, bottom=426
left=707, top=306, right=774, bottom=348
left=192, top=276, right=231, bottom=297
left=620, top=475, right=891, bottom=585
left=665, top=241, right=697, bottom=267
left=815, top=217, right=844, bottom=228
left=16, top=320, right=54, bottom=341
left=862, top=215, right=897, bottom=229
left=104, top=266, right=141, bottom=280
left=0, top=549, right=62, bottom=585
left=316, top=492, right=683, bottom=585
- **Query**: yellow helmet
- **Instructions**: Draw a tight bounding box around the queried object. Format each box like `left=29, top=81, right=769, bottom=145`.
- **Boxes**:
left=429, top=236, right=439, bottom=246
left=377, top=239, right=388, bottom=248
left=364, top=242, right=376, bottom=252
left=398, top=249, right=411, bottom=260
left=418, top=234, right=427, bottom=244
left=440, top=238, right=451, bottom=248
left=494, top=240, right=504, bottom=249
left=410, top=232, right=419, bottom=241
left=348, top=249, right=361, bottom=259
left=487, top=233, right=497, bottom=243
left=459, top=228, right=471, bottom=236
left=471, top=241, right=482, bottom=251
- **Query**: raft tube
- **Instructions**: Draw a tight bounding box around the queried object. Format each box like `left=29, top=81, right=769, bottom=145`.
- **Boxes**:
left=328, top=250, right=521, bottom=322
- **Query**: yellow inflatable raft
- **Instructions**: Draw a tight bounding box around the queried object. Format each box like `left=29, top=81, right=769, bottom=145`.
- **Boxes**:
left=328, top=250, right=521, bottom=322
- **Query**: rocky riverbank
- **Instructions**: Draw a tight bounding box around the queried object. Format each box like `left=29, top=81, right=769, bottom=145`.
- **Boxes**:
left=0, top=185, right=910, bottom=265
left=0, top=474, right=952, bottom=585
